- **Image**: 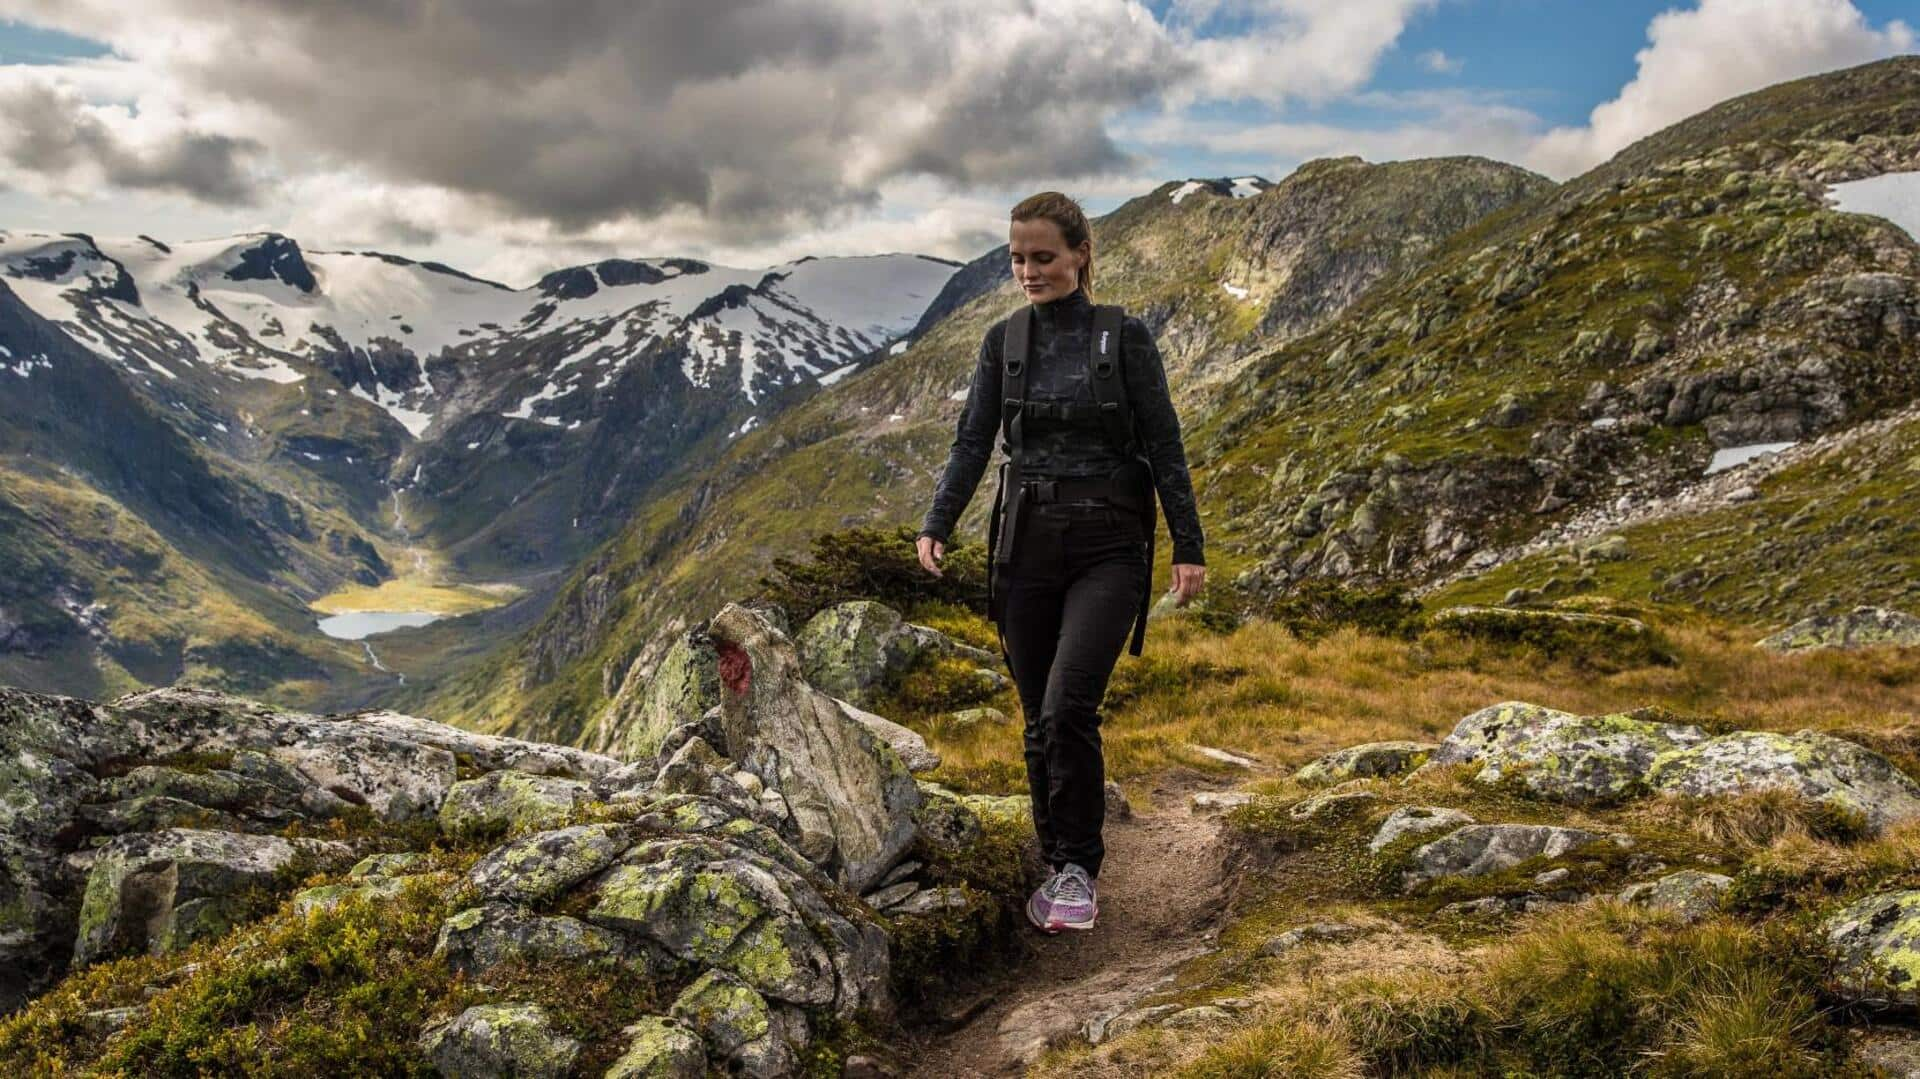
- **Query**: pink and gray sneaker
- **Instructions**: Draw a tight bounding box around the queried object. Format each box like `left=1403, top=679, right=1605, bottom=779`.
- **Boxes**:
left=1040, top=863, right=1098, bottom=932
left=1026, top=877, right=1056, bottom=932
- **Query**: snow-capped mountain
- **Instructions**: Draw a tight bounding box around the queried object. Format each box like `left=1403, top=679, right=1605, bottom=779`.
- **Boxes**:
left=0, top=231, right=956, bottom=436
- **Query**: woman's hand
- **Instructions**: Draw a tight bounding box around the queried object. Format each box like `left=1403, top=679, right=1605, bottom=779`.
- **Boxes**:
left=916, top=534, right=945, bottom=577
left=1169, top=563, right=1206, bottom=607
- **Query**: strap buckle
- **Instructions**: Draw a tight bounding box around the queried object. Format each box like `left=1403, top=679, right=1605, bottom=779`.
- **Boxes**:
left=1023, top=478, right=1058, bottom=503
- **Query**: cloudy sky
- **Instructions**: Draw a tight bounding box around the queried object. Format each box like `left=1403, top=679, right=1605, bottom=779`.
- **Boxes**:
left=0, top=0, right=1912, bottom=286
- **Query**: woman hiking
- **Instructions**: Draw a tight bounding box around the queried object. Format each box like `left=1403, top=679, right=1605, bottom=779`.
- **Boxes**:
left=915, top=191, right=1206, bottom=933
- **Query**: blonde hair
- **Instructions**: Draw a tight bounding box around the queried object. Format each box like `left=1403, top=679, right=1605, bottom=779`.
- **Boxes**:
left=1010, top=191, right=1093, bottom=296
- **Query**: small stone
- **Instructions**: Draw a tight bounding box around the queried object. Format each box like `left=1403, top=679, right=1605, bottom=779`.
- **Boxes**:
left=876, top=860, right=922, bottom=889
left=889, top=887, right=967, bottom=917
left=1190, top=745, right=1259, bottom=769
left=1294, top=741, right=1438, bottom=785
left=1533, top=868, right=1571, bottom=886
left=1618, top=870, right=1733, bottom=924
left=950, top=707, right=1010, bottom=728
left=1105, top=781, right=1132, bottom=820
left=1289, top=790, right=1380, bottom=821
left=864, top=882, right=919, bottom=910
left=1190, top=791, right=1252, bottom=814
left=1257, top=921, right=1361, bottom=957
left=1160, top=1005, right=1235, bottom=1029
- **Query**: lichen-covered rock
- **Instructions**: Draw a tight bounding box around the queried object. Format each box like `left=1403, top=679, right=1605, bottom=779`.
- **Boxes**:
left=291, top=874, right=421, bottom=918
left=73, top=828, right=354, bottom=966
left=912, top=782, right=985, bottom=853
left=1289, top=789, right=1380, bottom=821
left=606, top=631, right=725, bottom=763
left=438, top=769, right=596, bottom=840
left=1422, top=701, right=1708, bottom=805
left=889, top=887, right=968, bottom=917
left=1428, top=605, right=1667, bottom=664
left=465, top=822, right=633, bottom=906
left=653, top=735, right=734, bottom=798
left=1294, top=741, right=1438, bottom=785
left=1647, top=730, right=1920, bottom=831
left=950, top=706, right=1010, bottom=728
left=1617, top=870, right=1731, bottom=922
left=1826, top=890, right=1920, bottom=1004
left=670, top=970, right=790, bottom=1074
left=433, top=902, right=640, bottom=977
left=416, top=1002, right=581, bottom=1079
left=1758, top=606, right=1920, bottom=653
left=834, top=697, right=941, bottom=773
left=591, top=837, right=840, bottom=1006
left=707, top=603, right=921, bottom=892
left=604, top=1015, right=707, bottom=1079
left=349, top=851, right=430, bottom=878
left=795, top=600, right=1000, bottom=709
left=1401, top=824, right=1603, bottom=889
left=1369, top=806, right=1474, bottom=853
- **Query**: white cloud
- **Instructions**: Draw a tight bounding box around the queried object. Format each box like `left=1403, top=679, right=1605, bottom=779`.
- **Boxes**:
left=1164, top=0, right=1443, bottom=105
left=1526, top=0, right=1914, bottom=178
left=1418, top=48, right=1463, bottom=74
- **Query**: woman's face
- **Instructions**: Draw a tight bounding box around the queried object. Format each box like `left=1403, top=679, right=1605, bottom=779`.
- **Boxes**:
left=1009, top=217, right=1087, bottom=304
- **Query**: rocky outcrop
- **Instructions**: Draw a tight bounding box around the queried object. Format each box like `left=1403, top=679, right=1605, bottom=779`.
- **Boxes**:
left=1369, top=806, right=1474, bottom=853
left=707, top=603, right=922, bottom=893
left=0, top=684, right=624, bottom=1012
left=73, top=828, right=354, bottom=966
left=1758, top=606, right=1920, bottom=652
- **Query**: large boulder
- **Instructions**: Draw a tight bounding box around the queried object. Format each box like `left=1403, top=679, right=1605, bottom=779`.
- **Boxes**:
left=1422, top=701, right=1708, bottom=805
left=1758, top=606, right=1920, bottom=653
left=795, top=600, right=1001, bottom=709
left=670, top=970, right=794, bottom=1078
left=706, top=603, right=921, bottom=893
left=834, top=698, right=941, bottom=774
left=72, top=828, right=354, bottom=966
left=1825, top=890, right=1920, bottom=1004
left=1646, top=730, right=1920, bottom=832
left=1617, top=870, right=1731, bottom=923
left=416, top=1003, right=581, bottom=1079
left=1369, top=806, right=1474, bottom=853
left=1400, top=824, right=1603, bottom=890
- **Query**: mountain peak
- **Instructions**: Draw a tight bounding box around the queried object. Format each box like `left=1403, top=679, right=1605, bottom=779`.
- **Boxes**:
left=223, top=233, right=316, bottom=294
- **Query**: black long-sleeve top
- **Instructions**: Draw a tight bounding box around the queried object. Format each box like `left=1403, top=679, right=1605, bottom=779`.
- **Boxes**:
left=919, top=287, right=1206, bottom=565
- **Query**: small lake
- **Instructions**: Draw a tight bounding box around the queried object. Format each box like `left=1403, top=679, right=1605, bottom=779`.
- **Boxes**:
left=316, top=610, right=444, bottom=640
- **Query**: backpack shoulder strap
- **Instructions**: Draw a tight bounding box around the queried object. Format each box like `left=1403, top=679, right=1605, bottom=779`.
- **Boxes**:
left=1086, top=304, right=1134, bottom=455
left=1000, top=306, right=1033, bottom=460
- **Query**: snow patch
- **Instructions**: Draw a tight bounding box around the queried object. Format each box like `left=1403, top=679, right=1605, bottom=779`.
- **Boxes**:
left=1828, top=171, right=1920, bottom=240
left=1169, top=180, right=1206, bottom=204
left=1706, top=441, right=1796, bottom=475
left=1220, top=281, right=1249, bottom=300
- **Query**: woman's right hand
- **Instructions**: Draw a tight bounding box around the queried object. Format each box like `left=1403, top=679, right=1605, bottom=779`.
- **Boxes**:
left=915, top=534, right=945, bottom=577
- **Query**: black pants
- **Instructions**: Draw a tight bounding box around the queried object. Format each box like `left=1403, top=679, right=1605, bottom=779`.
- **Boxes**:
left=997, top=499, right=1149, bottom=878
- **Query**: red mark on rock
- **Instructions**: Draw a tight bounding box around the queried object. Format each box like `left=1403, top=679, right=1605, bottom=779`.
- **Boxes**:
left=716, top=640, right=752, bottom=697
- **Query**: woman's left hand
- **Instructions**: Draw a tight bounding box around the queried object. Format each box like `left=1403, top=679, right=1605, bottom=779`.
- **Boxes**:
left=1169, top=563, right=1206, bottom=607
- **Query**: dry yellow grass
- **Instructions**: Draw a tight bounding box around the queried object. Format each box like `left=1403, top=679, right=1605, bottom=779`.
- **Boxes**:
left=921, top=612, right=1920, bottom=794
left=309, top=577, right=523, bottom=616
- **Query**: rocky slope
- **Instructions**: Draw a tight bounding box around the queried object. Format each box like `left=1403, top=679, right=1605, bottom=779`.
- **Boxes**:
left=0, top=599, right=1029, bottom=1075
left=422, top=155, right=1553, bottom=746
left=0, top=226, right=955, bottom=700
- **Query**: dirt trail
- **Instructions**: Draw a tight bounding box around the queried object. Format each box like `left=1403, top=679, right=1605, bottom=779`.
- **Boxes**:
left=909, top=772, right=1239, bottom=1076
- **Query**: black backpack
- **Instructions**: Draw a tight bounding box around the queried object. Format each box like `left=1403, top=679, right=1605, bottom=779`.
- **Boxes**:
left=986, top=303, right=1158, bottom=656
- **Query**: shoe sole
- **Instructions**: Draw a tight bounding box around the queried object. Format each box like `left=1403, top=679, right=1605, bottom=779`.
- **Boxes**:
left=1046, top=913, right=1097, bottom=932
